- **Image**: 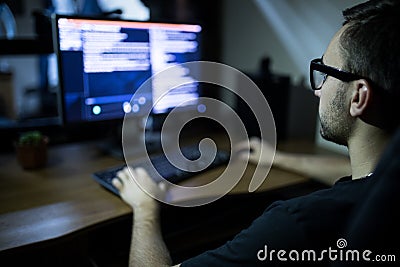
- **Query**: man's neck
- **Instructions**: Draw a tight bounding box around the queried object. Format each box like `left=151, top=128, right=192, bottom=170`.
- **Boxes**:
left=347, top=125, right=391, bottom=180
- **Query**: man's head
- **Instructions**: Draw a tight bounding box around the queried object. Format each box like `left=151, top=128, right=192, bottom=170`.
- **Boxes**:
left=311, top=0, right=400, bottom=146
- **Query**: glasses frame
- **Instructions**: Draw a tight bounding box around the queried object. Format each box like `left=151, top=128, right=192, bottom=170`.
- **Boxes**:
left=309, top=58, right=365, bottom=91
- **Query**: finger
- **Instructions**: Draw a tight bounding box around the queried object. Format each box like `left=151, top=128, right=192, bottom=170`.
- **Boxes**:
left=116, top=169, right=129, bottom=183
left=235, top=139, right=251, bottom=152
left=112, top=177, right=123, bottom=190
left=134, top=167, right=154, bottom=185
left=237, top=151, right=250, bottom=160
left=249, top=136, right=261, bottom=142
left=134, top=167, right=166, bottom=195
left=158, top=181, right=168, bottom=192
left=118, top=166, right=137, bottom=183
left=249, top=136, right=261, bottom=148
left=248, top=153, right=261, bottom=163
left=135, top=167, right=150, bottom=177
left=235, top=137, right=260, bottom=154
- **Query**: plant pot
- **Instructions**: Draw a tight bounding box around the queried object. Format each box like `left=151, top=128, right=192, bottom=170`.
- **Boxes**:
left=15, top=137, right=49, bottom=169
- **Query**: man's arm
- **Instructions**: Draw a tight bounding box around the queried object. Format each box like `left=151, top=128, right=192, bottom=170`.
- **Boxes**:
left=113, top=167, right=180, bottom=267
left=237, top=137, right=351, bottom=185
left=273, top=149, right=351, bottom=185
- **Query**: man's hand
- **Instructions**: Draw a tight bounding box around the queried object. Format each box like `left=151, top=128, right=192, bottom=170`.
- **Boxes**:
left=235, top=136, right=275, bottom=166
left=112, top=167, right=167, bottom=211
left=112, top=167, right=174, bottom=267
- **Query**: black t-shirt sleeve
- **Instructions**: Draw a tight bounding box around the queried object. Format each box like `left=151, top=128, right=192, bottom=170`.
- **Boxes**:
left=181, top=201, right=308, bottom=267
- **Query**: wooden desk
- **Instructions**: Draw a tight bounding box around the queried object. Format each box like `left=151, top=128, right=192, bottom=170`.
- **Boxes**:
left=0, top=139, right=317, bottom=264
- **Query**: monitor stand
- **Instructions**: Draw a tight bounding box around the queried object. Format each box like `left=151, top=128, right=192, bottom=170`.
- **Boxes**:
left=97, top=116, right=162, bottom=160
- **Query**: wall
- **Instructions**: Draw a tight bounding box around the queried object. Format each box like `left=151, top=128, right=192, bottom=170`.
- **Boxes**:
left=0, top=0, right=45, bottom=118
left=220, top=0, right=364, bottom=150
left=221, top=0, right=365, bottom=81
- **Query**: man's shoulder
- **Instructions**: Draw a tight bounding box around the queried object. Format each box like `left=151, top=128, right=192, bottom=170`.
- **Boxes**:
left=263, top=175, right=371, bottom=246
left=280, top=175, right=363, bottom=210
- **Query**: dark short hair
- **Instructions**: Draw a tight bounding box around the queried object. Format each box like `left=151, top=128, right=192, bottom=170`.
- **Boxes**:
left=340, top=0, right=400, bottom=129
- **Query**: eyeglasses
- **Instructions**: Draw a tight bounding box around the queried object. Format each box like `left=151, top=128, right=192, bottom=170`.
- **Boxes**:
left=309, top=58, right=365, bottom=90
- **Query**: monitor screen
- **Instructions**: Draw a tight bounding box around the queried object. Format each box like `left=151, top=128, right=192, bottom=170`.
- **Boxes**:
left=52, top=15, right=202, bottom=124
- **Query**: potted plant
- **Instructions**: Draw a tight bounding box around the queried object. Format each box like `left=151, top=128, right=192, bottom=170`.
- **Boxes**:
left=15, top=131, right=49, bottom=169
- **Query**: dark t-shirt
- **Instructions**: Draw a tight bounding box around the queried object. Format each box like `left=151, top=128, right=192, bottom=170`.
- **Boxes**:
left=181, top=176, right=374, bottom=266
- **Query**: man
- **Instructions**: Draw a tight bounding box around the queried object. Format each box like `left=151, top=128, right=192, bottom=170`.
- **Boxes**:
left=112, top=0, right=400, bottom=265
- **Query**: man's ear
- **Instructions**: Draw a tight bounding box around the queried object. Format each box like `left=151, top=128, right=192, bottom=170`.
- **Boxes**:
left=349, top=80, right=372, bottom=117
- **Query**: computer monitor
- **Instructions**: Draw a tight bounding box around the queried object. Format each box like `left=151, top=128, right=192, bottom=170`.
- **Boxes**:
left=52, top=14, right=202, bottom=124
left=52, top=15, right=203, bottom=155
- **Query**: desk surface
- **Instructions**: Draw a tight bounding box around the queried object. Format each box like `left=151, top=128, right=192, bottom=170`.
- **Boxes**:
left=0, top=139, right=312, bottom=253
